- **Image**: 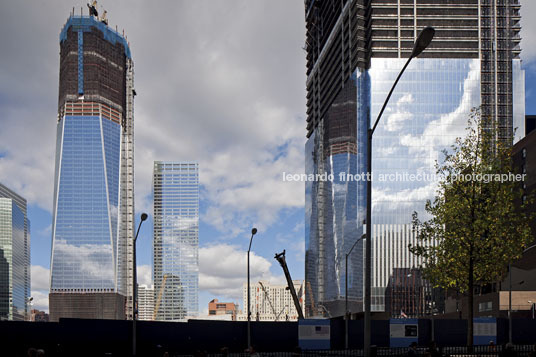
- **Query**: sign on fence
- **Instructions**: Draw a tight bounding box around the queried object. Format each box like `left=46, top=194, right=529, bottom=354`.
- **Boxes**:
left=298, top=319, right=330, bottom=350
left=473, top=317, right=497, bottom=345
left=390, top=318, right=419, bottom=347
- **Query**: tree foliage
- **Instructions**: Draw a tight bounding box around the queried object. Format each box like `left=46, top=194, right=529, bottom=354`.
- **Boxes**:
left=410, top=108, right=532, bottom=298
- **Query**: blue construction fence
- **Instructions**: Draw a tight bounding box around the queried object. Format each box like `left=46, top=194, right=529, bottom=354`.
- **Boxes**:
left=3, top=317, right=536, bottom=356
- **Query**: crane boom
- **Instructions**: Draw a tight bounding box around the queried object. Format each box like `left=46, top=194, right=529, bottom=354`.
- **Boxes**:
left=259, top=281, right=279, bottom=321
left=274, top=250, right=304, bottom=319
left=153, top=274, right=168, bottom=320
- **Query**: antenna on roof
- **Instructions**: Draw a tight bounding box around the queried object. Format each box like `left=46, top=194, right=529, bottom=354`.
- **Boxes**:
left=87, top=1, right=98, bottom=18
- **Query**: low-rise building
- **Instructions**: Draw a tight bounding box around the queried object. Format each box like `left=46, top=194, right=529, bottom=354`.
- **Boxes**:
left=30, top=309, right=49, bottom=322
left=208, top=299, right=237, bottom=321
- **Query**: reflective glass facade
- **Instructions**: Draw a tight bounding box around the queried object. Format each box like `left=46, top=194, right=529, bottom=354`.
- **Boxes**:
left=0, top=199, right=27, bottom=320
left=306, top=58, right=483, bottom=316
left=50, top=15, right=134, bottom=321
left=0, top=184, right=30, bottom=321
left=512, top=59, right=526, bottom=143
left=51, top=115, right=121, bottom=291
left=304, top=1, right=525, bottom=318
left=153, top=162, right=199, bottom=321
left=305, top=71, right=370, bottom=317
left=368, top=58, right=481, bottom=312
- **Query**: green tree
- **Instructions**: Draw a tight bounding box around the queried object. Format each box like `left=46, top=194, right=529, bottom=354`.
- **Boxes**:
left=409, top=108, right=532, bottom=347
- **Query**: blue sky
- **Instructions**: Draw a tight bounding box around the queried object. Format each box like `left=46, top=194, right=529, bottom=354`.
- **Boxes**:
left=2, top=1, right=536, bottom=314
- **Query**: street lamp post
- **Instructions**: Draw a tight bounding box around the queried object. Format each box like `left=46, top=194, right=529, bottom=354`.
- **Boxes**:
left=508, top=261, right=512, bottom=344
left=132, top=212, right=148, bottom=357
left=26, top=297, right=33, bottom=321
left=247, top=227, right=258, bottom=351
left=364, top=27, right=435, bottom=357
left=345, top=234, right=366, bottom=349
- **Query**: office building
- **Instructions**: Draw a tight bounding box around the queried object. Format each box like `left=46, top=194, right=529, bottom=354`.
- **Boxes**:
left=237, top=280, right=305, bottom=321
left=304, top=0, right=523, bottom=317
left=49, top=10, right=136, bottom=321
left=137, top=284, right=154, bottom=321
left=0, top=183, right=31, bottom=321
left=153, top=162, right=199, bottom=321
left=207, top=299, right=238, bottom=321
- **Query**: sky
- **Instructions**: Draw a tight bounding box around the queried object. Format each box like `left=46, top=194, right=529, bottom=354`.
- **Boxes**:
left=1, top=1, right=536, bottom=314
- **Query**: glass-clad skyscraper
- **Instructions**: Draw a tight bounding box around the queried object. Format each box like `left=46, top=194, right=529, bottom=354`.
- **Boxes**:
left=0, top=183, right=31, bottom=321
left=49, top=11, right=135, bottom=321
left=153, top=162, right=199, bottom=321
left=304, top=0, right=524, bottom=317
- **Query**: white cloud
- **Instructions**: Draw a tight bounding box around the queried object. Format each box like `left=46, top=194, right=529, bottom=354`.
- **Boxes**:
left=29, top=264, right=153, bottom=313
left=31, top=265, right=50, bottom=312
left=292, top=221, right=305, bottom=233
left=199, top=243, right=284, bottom=301
left=385, top=93, right=414, bottom=132
left=53, top=239, right=115, bottom=283
left=0, top=1, right=307, bottom=241
left=400, top=60, right=480, bottom=158
left=370, top=58, right=481, bottom=217
left=125, top=1, right=307, bottom=236
left=137, top=264, right=153, bottom=287
left=40, top=224, right=52, bottom=236
left=31, top=290, right=49, bottom=312
left=292, top=240, right=306, bottom=263
left=31, top=265, right=50, bottom=291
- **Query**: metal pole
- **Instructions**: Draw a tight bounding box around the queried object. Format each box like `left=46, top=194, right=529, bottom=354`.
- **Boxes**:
left=508, top=262, right=512, bottom=344
left=364, top=26, right=434, bottom=357
left=366, top=55, right=413, bottom=357
left=132, top=213, right=147, bottom=357
left=345, top=234, right=365, bottom=350
left=247, top=249, right=251, bottom=350
left=431, top=317, right=435, bottom=343
left=365, top=129, right=372, bottom=357
left=247, top=228, right=257, bottom=351
left=345, top=254, right=349, bottom=349
left=133, top=240, right=137, bottom=356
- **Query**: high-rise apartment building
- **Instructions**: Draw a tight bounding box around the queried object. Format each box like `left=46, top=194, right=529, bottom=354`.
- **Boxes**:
left=137, top=284, right=154, bottom=321
left=153, top=162, right=199, bottom=321
left=49, top=10, right=135, bottom=321
left=0, top=183, right=31, bottom=321
left=237, top=280, right=305, bottom=321
left=304, top=0, right=523, bottom=317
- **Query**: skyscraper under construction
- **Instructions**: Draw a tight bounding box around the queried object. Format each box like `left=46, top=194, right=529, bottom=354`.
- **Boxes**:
left=49, top=7, right=136, bottom=321
left=304, top=0, right=524, bottom=317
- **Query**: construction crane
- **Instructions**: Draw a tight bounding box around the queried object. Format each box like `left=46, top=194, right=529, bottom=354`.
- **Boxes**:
left=258, top=281, right=279, bottom=321
left=276, top=305, right=288, bottom=321
left=274, top=250, right=304, bottom=319
left=153, top=274, right=168, bottom=320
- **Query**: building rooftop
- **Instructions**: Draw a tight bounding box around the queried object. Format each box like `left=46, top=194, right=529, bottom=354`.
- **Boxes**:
left=59, top=15, right=131, bottom=59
